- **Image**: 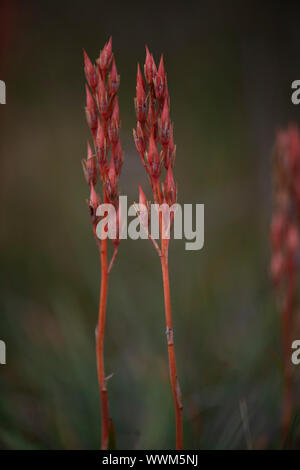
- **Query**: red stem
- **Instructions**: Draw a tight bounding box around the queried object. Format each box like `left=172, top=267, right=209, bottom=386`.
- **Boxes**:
left=160, top=237, right=183, bottom=450
left=95, top=234, right=110, bottom=450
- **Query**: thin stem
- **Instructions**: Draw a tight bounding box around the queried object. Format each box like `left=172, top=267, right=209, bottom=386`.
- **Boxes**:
left=148, top=233, right=162, bottom=257
left=160, top=237, right=183, bottom=450
left=95, top=231, right=110, bottom=450
left=108, top=245, right=119, bottom=274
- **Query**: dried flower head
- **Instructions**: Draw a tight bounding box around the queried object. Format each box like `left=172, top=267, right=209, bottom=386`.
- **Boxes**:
left=133, top=47, right=177, bottom=207
left=83, top=40, right=123, bottom=233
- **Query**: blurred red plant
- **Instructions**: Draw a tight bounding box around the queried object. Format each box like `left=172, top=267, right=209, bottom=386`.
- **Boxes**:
left=133, top=47, right=183, bottom=449
left=271, top=123, right=300, bottom=442
left=82, top=37, right=123, bottom=449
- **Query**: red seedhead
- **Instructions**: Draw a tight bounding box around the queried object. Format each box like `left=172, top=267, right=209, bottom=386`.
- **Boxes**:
left=134, top=46, right=177, bottom=208
left=83, top=38, right=123, bottom=213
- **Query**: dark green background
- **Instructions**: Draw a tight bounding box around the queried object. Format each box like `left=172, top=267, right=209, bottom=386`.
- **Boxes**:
left=1, top=0, right=300, bottom=449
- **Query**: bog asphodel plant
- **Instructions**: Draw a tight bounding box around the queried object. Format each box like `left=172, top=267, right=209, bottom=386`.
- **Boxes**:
left=133, top=47, right=183, bottom=449
left=271, top=124, right=300, bottom=442
left=82, top=39, right=183, bottom=450
left=82, top=37, right=123, bottom=450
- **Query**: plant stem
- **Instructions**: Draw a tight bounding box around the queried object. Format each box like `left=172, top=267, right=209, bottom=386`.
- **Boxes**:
left=96, top=235, right=110, bottom=450
left=160, top=237, right=183, bottom=450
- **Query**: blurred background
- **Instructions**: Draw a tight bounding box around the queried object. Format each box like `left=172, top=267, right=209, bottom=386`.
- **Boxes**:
left=1, top=0, right=300, bottom=450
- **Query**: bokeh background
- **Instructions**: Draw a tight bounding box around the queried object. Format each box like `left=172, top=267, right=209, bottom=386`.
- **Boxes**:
left=1, top=0, right=300, bottom=450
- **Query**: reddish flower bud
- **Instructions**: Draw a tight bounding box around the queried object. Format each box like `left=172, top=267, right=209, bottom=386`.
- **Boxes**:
left=108, top=158, right=117, bottom=188
left=99, top=37, right=113, bottom=72
left=85, top=84, right=98, bottom=133
left=86, top=141, right=98, bottom=185
left=97, top=77, right=109, bottom=117
left=112, top=96, right=120, bottom=122
left=90, top=182, right=100, bottom=207
left=83, top=50, right=97, bottom=90
left=96, top=119, right=106, bottom=165
left=89, top=182, right=101, bottom=224
left=104, top=158, right=118, bottom=203
left=133, top=121, right=146, bottom=157
left=135, top=66, right=147, bottom=122
left=106, top=37, right=112, bottom=61
left=137, top=63, right=146, bottom=92
left=154, top=73, right=164, bottom=100
left=144, top=46, right=152, bottom=83
left=147, top=131, right=160, bottom=179
left=144, top=46, right=157, bottom=84
left=158, top=55, right=165, bottom=80
left=138, top=183, right=149, bottom=230
left=108, top=97, right=120, bottom=144
left=160, top=98, right=170, bottom=145
left=86, top=83, right=94, bottom=109
left=138, top=183, right=148, bottom=207
left=108, top=57, right=120, bottom=96
left=82, top=142, right=98, bottom=186
left=165, top=124, right=176, bottom=168
left=164, top=165, right=176, bottom=205
left=147, top=105, right=158, bottom=138
left=112, top=140, right=123, bottom=176
left=154, top=55, right=165, bottom=99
